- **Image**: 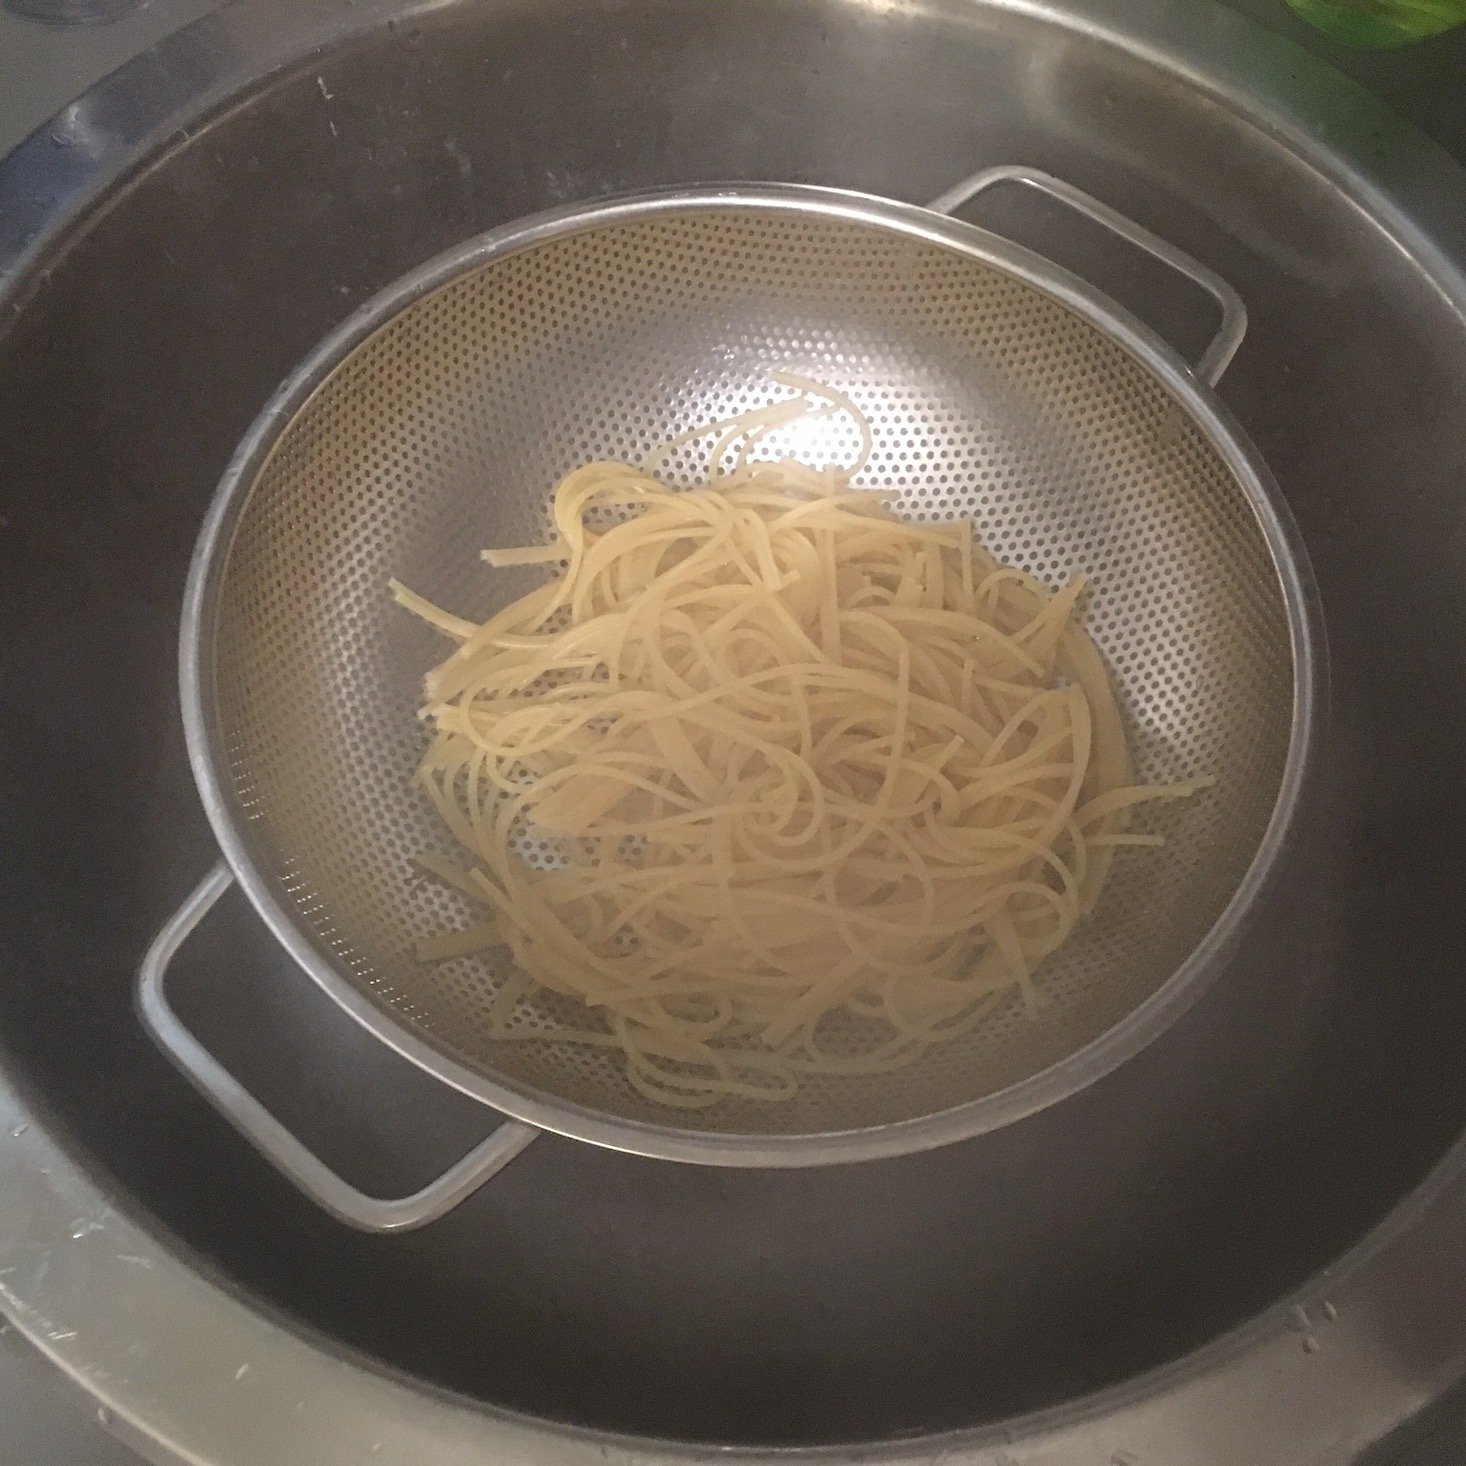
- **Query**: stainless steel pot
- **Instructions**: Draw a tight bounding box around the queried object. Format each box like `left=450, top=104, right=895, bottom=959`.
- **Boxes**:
left=0, top=0, right=1462, bottom=1461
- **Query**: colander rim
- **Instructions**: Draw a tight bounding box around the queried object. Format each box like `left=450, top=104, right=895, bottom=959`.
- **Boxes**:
left=180, top=183, right=1321, bottom=1167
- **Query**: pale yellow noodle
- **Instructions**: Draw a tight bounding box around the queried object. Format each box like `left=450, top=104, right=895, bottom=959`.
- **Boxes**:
left=392, top=381, right=1204, bottom=1107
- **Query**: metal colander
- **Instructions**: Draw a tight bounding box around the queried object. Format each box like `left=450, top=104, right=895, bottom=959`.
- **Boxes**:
left=182, top=179, right=1313, bottom=1164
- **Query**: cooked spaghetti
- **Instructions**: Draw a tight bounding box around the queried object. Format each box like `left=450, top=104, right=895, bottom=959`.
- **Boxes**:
left=391, top=375, right=1202, bottom=1106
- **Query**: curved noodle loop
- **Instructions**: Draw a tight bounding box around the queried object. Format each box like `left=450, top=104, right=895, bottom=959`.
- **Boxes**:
left=391, top=377, right=1202, bottom=1106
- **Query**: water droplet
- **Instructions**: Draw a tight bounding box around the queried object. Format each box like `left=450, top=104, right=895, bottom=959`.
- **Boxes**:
left=10, top=1124, right=28, bottom=1138
left=1322, top=1299, right=1339, bottom=1321
left=234, top=1363, right=249, bottom=1381
left=1302, top=1335, right=1321, bottom=1354
left=96, top=1406, right=112, bottom=1427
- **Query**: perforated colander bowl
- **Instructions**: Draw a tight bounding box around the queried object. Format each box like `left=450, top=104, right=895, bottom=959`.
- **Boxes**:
left=178, top=177, right=1315, bottom=1172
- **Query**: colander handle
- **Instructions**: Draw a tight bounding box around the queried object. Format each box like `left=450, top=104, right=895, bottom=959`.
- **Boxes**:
left=927, top=166, right=1248, bottom=386
left=136, top=863, right=540, bottom=1234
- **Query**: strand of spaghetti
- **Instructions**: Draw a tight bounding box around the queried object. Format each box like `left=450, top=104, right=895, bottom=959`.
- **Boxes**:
left=394, top=382, right=1205, bottom=1104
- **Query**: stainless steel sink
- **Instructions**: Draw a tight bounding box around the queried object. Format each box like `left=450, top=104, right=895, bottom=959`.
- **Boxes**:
left=0, top=1, right=1462, bottom=1462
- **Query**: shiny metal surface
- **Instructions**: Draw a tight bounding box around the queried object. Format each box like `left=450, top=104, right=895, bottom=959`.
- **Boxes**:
left=930, top=166, right=1251, bottom=384
left=1, top=0, right=152, bottom=22
left=0, top=0, right=1463, bottom=1461
left=176, top=174, right=1309, bottom=1171
left=138, top=863, right=542, bottom=1232
left=0, top=1052, right=1463, bottom=1466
